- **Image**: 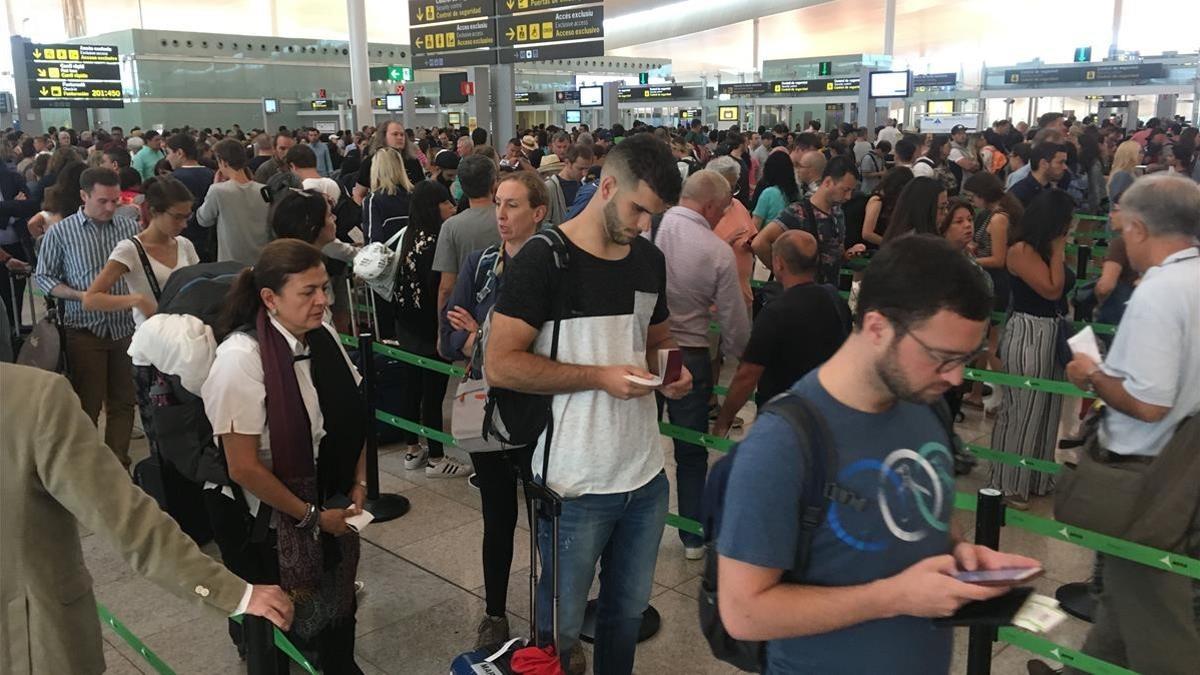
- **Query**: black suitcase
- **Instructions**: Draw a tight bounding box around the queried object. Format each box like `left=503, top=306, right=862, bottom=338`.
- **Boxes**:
left=449, top=480, right=563, bottom=674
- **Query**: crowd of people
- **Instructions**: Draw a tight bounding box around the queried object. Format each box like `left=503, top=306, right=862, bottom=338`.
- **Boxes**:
left=1, top=107, right=1198, bottom=675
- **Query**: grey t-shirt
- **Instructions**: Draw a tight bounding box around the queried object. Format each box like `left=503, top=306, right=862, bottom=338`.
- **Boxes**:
left=195, top=180, right=272, bottom=265
left=718, top=371, right=955, bottom=674
left=431, top=206, right=500, bottom=275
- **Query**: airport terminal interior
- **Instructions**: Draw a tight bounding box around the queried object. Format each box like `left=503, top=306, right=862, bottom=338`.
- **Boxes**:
left=2, top=1, right=1199, bottom=674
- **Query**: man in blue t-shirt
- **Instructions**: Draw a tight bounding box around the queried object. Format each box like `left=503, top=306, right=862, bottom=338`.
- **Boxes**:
left=717, top=234, right=1040, bottom=674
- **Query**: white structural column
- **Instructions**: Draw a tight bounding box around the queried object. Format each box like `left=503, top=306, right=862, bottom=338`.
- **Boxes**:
left=1109, top=0, right=1122, bottom=57
left=468, top=65, right=492, bottom=138
left=883, top=0, right=897, bottom=56
left=346, top=0, right=373, bottom=131
left=493, top=64, right=517, bottom=142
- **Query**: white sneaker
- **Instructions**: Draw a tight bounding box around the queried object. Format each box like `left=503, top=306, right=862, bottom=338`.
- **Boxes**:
left=426, top=456, right=471, bottom=478
left=403, top=444, right=429, bottom=470
left=684, top=546, right=705, bottom=561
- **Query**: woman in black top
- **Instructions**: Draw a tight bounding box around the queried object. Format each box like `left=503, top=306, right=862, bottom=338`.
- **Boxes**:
left=989, top=189, right=1074, bottom=508
left=881, top=176, right=948, bottom=243
left=861, top=166, right=913, bottom=247
left=394, top=180, right=471, bottom=478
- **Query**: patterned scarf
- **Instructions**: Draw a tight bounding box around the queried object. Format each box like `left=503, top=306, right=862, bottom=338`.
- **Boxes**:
left=257, top=307, right=364, bottom=638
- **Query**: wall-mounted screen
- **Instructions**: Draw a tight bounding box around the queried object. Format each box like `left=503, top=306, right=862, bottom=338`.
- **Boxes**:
left=439, top=72, right=468, bottom=104
left=385, top=94, right=404, bottom=111
left=926, top=99, right=954, bottom=115
left=718, top=106, right=739, bottom=122
left=869, top=70, right=912, bottom=98
left=263, top=98, right=278, bottom=114
left=565, top=109, right=582, bottom=124
left=447, top=111, right=462, bottom=126
left=579, top=86, right=603, bottom=107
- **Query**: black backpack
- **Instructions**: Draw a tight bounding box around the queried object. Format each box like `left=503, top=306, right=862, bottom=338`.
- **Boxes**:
left=699, top=394, right=836, bottom=672
left=482, top=227, right=571, bottom=447
left=699, top=395, right=964, bottom=671
left=146, top=261, right=246, bottom=485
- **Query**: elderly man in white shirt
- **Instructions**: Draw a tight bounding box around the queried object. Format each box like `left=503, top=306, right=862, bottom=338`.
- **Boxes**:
left=1063, top=174, right=1200, bottom=675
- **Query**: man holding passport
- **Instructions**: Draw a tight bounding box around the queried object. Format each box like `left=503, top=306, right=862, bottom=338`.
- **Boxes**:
left=717, top=236, right=1038, bottom=674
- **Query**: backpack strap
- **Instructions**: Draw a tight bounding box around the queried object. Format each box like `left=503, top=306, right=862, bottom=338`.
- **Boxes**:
left=526, top=227, right=572, bottom=487
left=127, top=236, right=162, bottom=301
left=799, top=198, right=818, bottom=239
left=758, top=393, right=837, bottom=579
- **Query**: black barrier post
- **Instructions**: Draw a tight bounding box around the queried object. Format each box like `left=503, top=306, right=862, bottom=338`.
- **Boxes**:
left=966, top=488, right=1004, bottom=675
left=244, top=615, right=281, bottom=674
left=358, top=332, right=410, bottom=522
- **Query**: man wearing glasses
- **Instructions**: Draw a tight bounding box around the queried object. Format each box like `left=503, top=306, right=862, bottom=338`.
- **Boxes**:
left=717, top=235, right=1039, bottom=674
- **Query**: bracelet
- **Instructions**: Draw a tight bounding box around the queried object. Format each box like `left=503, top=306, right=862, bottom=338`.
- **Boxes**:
left=295, top=503, right=317, bottom=530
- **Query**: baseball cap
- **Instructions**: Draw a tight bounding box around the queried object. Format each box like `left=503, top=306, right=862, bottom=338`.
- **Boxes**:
left=951, top=124, right=968, bottom=134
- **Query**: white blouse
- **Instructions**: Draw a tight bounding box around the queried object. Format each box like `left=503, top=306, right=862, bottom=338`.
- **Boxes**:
left=201, top=316, right=361, bottom=516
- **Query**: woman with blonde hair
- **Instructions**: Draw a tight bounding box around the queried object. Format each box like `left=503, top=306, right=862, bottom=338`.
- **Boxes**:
left=1106, top=140, right=1142, bottom=206
left=362, top=147, right=414, bottom=340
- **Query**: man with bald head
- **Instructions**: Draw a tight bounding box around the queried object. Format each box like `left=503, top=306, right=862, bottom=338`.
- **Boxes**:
left=713, top=229, right=852, bottom=437
left=793, top=149, right=827, bottom=198
left=650, top=169, right=751, bottom=559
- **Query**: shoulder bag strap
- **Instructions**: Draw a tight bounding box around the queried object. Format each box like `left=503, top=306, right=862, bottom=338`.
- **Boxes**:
left=535, top=227, right=572, bottom=487
left=761, top=393, right=837, bottom=578
left=128, top=237, right=162, bottom=301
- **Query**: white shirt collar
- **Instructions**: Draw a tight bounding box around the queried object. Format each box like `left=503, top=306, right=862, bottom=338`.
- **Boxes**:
left=267, top=314, right=309, bottom=357
left=1159, top=246, right=1199, bottom=266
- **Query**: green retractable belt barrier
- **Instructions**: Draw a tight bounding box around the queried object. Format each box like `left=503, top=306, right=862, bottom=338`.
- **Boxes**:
left=343, top=334, right=1200, bottom=675
left=97, top=605, right=321, bottom=675
left=97, top=603, right=177, bottom=675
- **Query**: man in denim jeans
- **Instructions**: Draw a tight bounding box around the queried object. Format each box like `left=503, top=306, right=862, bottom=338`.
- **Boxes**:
left=649, top=168, right=750, bottom=560
left=486, top=133, right=687, bottom=674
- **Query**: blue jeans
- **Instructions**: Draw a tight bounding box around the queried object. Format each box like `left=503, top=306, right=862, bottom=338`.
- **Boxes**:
left=536, top=471, right=668, bottom=675
left=664, top=347, right=714, bottom=548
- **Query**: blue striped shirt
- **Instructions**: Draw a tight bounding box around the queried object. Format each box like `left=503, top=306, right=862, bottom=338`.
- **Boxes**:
left=34, top=208, right=139, bottom=339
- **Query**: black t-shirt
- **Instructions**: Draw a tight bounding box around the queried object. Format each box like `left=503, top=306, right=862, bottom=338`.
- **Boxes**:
left=742, top=282, right=851, bottom=405
left=559, top=178, right=581, bottom=207
left=355, top=152, right=425, bottom=189
left=496, top=231, right=669, bottom=332
left=247, top=155, right=271, bottom=173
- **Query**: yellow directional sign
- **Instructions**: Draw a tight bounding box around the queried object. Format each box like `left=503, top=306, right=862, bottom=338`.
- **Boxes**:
left=26, top=42, right=123, bottom=109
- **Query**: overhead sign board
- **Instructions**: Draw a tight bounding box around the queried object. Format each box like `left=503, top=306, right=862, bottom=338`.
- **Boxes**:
left=498, top=40, right=602, bottom=64
left=495, top=0, right=590, bottom=13
left=617, top=85, right=684, bottom=101
left=411, top=18, right=497, bottom=54
left=719, top=82, right=771, bottom=97
left=497, top=6, right=603, bottom=47
left=769, top=77, right=860, bottom=95
left=1003, top=63, right=1167, bottom=85
left=513, top=91, right=544, bottom=104
left=25, top=42, right=123, bottom=109
left=310, top=99, right=334, bottom=111
left=913, top=72, right=957, bottom=92
left=555, top=89, right=580, bottom=103
left=410, top=0, right=497, bottom=25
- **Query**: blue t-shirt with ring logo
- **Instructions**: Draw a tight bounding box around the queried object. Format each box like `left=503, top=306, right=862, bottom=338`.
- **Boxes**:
left=717, top=370, right=956, bottom=675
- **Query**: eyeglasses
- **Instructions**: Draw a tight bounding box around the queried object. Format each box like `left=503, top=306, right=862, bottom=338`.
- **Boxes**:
left=897, top=323, right=988, bottom=374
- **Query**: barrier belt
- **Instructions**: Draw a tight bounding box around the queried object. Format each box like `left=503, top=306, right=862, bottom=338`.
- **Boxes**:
left=997, top=627, right=1137, bottom=675
left=964, top=368, right=1094, bottom=399
left=97, top=603, right=176, bottom=675
left=966, top=443, right=1063, bottom=475
left=229, top=615, right=321, bottom=675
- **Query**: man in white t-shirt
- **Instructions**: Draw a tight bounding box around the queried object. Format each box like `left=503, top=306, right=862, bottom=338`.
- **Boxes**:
left=1062, top=174, right=1200, bottom=675
left=878, top=118, right=903, bottom=147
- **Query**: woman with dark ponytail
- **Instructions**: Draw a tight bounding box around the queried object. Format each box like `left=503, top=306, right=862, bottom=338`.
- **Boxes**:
left=268, top=188, right=358, bottom=332
left=205, top=239, right=367, bottom=673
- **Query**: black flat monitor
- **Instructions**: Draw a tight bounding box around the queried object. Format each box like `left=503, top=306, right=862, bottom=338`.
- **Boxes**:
left=440, top=72, right=469, bottom=104
left=565, top=109, right=582, bottom=124
left=385, top=94, right=403, bottom=111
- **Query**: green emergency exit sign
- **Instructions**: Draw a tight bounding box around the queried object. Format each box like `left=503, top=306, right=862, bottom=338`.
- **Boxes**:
left=639, top=72, right=649, bottom=85
left=818, top=61, right=832, bottom=76
left=370, top=65, right=413, bottom=82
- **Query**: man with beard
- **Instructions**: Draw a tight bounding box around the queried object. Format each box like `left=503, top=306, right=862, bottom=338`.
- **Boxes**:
left=717, top=235, right=1040, bottom=674
left=485, top=133, right=687, bottom=675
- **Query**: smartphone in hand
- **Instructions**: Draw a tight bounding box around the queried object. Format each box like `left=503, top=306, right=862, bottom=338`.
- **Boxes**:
left=953, top=567, right=1043, bottom=587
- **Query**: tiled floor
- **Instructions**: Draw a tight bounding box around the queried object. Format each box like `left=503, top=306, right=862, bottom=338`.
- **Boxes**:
left=87, top=387, right=1096, bottom=674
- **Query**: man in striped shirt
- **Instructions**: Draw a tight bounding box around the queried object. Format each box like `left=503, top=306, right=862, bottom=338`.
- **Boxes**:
left=34, top=167, right=139, bottom=469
